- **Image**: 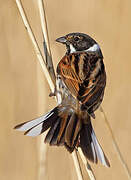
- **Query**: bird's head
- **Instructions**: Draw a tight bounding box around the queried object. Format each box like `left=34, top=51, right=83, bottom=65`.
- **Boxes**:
left=56, top=32, right=102, bottom=56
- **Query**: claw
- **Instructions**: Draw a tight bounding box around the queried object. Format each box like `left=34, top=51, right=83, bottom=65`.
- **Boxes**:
left=49, top=92, right=56, bottom=97
left=49, top=87, right=57, bottom=97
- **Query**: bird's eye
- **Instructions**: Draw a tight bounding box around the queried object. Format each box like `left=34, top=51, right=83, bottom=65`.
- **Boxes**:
left=74, top=36, right=80, bottom=41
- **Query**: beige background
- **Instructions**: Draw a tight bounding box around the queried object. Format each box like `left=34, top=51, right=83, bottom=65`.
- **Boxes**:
left=0, top=0, right=131, bottom=180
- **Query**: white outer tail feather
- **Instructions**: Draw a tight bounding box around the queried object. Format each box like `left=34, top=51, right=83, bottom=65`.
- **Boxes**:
left=15, top=110, right=54, bottom=136
left=91, top=129, right=109, bottom=167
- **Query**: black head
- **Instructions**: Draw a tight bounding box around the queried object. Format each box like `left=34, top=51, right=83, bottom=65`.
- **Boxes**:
left=56, top=32, right=102, bottom=55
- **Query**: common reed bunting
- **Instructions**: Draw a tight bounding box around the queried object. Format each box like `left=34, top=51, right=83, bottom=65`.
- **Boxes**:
left=14, top=32, right=110, bottom=167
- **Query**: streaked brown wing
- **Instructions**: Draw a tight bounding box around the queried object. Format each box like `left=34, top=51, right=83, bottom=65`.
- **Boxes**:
left=78, top=65, right=106, bottom=118
left=57, top=54, right=82, bottom=97
left=57, top=52, right=106, bottom=112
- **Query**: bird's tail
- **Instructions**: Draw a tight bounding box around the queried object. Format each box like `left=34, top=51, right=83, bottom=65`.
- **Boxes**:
left=80, top=117, right=110, bottom=167
left=14, top=106, right=110, bottom=167
left=14, top=106, right=80, bottom=150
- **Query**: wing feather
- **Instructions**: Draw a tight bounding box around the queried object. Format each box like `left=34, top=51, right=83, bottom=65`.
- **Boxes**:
left=57, top=52, right=105, bottom=113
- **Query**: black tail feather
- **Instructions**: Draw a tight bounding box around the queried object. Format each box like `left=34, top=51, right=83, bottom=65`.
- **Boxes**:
left=50, top=121, right=61, bottom=145
left=44, top=118, right=60, bottom=144
left=80, top=120, right=110, bottom=167
left=80, top=122, right=98, bottom=163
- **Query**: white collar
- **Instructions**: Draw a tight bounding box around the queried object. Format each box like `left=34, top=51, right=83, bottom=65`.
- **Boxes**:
left=69, top=43, right=100, bottom=53
left=85, top=43, right=100, bottom=52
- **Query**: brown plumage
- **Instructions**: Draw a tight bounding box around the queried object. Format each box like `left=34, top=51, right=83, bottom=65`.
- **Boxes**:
left=14, top=32, right=110, bottom=167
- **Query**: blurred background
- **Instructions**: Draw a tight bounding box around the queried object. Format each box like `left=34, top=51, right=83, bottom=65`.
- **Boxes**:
left=0, top=0, right=131, bottom=179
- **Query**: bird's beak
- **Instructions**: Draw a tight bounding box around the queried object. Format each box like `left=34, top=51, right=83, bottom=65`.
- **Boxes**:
left=56, top=36, right=67, bottom=44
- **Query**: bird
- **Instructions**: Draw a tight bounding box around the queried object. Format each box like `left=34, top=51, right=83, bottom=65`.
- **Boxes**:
left=14, top=32, right=110, bottom=167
